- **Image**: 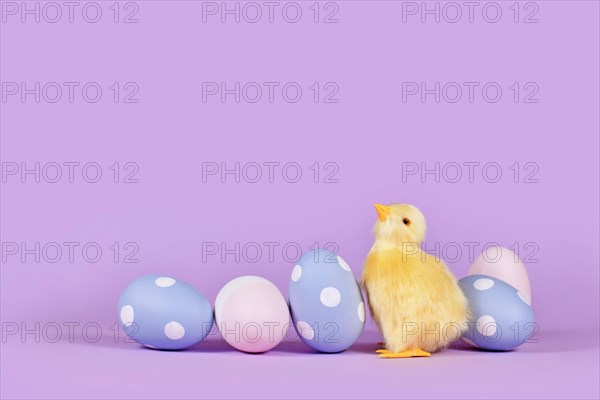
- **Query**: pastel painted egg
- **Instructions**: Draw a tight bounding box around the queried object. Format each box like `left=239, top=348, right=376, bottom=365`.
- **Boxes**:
left=468, top=246, right=532, bottom=304
left=215, top=276, right=289, bottom=353
left=289, top=249, right=365, bottom=353
left=459, top=275, right=535, bottom=351
left=117, top=274, right=213, bottom=350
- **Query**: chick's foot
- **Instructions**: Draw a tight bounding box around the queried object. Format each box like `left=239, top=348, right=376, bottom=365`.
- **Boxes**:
left=377, top=348, right=431, bottom=358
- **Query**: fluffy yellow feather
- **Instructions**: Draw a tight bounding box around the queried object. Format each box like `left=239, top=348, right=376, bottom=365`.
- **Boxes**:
left=361, top=203, right=468, bottom=358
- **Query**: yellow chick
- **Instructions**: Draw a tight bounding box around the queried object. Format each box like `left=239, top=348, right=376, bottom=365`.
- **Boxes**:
left=361, top=203, right=468, bottom=358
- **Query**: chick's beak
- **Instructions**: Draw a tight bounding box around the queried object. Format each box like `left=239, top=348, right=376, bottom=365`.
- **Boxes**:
left=374, top=203, right=391, bottom=222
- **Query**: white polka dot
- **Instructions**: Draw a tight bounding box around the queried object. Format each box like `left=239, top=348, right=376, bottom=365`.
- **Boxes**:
left=291, top=265, right=302, bottom=282
left=320, top=287, right=341, bottom=307
left=164, top=321, right=185, bottom=340
left=120, top=305, right=134, bottom=327
left=461, top=337, right=478, bottom=348
left=477, top=315, right=497, bottom=336
left=296, top=321, right=315, bottom=340
left=155, top=277, right=176, bottom=287
left=358, top=302, right=365, bottom=322
left=473, top=278, right=495, bottom=291
left=337, top=255, right=351, bottom=272
left=517, top=291, right=531, bottom=306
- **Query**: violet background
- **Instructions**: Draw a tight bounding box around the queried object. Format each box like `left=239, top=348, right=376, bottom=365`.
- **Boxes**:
left=1, top=1, right=599, bottom=399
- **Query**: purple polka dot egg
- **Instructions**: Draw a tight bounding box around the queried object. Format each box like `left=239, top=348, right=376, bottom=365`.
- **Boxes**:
left=289, top=249, right=365, bottom=353
left=117, top=274, right=213, bottom=350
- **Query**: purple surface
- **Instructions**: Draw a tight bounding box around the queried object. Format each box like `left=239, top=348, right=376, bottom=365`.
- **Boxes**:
left=1, top=1, right=599, bottom=399
left=2, top=329, right=599, bottom=399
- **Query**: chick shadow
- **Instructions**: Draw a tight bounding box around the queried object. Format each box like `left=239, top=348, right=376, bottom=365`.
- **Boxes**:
left=343, top=330, right=384, bottom=354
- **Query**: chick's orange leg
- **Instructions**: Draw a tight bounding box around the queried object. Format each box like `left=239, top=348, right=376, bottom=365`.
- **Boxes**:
left=410, top=348, right=431, bottom=357
left=377, top=348, right=431, bottom=358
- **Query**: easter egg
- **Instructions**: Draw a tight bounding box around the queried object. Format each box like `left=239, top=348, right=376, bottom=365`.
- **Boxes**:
left=289, top=249, right=365, bottom=353
left=117, top=274, right=213, bottom=350
left=215, top=276, right=289, bottom=353
left=459, top=275, right=535, bottom=351
left=468, top=246, right=532, bottom=304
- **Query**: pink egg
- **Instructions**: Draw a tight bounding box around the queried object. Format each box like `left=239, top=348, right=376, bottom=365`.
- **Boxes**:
left=215, top=276, right=290, bottom=353
left=468, top=246, right=532, bottom=304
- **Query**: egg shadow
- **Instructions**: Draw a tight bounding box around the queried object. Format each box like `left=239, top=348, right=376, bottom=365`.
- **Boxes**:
left=449, top=340, right=518, bottom=353
left=270, top=340, right=378, bottom=356
left=271, top=340, right=320, bottom=354
left=274, top=330, right=383, bottom=355
left=65, top=334, right=147, bottom=352
left=508, top=329, right=599, bottom=354
left=185, top=337, right=237, bottom=353
left=447, top=329, right=600, bottom=354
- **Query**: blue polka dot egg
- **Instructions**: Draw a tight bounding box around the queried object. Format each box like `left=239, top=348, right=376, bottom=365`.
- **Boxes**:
left=117, top=274, right=213, bottom=350
left=289, top=249, right=365, bottom=353
left=459, top=275, right=535, bottom=351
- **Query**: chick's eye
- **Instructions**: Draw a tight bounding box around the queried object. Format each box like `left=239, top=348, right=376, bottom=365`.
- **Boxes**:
left=402, top=218, right=411, bottom=226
